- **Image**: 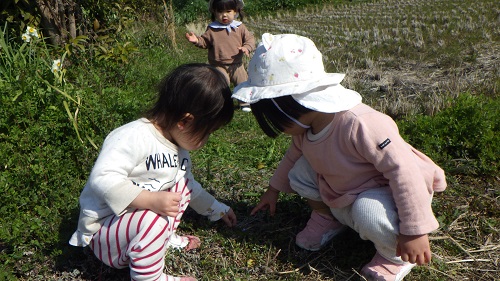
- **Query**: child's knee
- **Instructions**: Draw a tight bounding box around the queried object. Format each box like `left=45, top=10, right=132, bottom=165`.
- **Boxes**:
left=128, top=211, right=172, bottom=264
left=288, top=156, right=321, bottom=200
left=351, top=191, right=399, bottom=238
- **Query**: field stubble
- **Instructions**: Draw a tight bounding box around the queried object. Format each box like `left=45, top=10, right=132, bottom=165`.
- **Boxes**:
left=247, top=0, right=499, bottom=118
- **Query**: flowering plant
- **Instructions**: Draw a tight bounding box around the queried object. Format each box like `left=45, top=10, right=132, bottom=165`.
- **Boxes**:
left=21, top=26, right=40, bottom=42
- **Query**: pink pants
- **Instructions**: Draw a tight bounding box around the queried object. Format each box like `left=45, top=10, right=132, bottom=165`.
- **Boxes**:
left=90, top=181, right=192, bottom=281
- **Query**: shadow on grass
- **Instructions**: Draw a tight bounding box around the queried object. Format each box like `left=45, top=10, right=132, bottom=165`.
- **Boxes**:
left=182, top=197, right=376, bottom=280
left=55, top=207, right=130, bottom=281
left=229, top=198, right=376, bottom=280
left=53, top=195, right=375, bottom=280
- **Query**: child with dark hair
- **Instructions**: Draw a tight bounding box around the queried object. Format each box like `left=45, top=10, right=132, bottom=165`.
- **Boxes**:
left=233, top=34, right=447, bottom=281
left=186, top=0, right=255, bottom=112
left=69, top=63, right=237, bottom=281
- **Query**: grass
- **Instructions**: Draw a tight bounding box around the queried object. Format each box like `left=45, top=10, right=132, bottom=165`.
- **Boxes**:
left=1, top=0, right=499, bottom=280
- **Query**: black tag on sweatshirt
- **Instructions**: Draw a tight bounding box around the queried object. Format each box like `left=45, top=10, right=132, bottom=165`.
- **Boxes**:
left=378, top=138, right=391, bottom=149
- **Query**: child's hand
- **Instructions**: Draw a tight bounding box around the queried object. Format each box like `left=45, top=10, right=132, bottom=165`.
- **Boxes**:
left=220, top=208, right=237, bottom=227
left=397, top=233, right=432, bottom=265
left=250, top=186, right=280, bottom=216
left=238, top=47, right=250, bottom=56
left=130, top=190, right=181, bottom=217
left=151, top=191, right=182, bottom=217
left=185, top=32, right=198, bottom=44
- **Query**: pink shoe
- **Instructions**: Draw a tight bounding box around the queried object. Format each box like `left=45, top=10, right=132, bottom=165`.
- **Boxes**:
left=295, top=210, right=347, bottom=251
left=361, top=252, right=416, bottom=281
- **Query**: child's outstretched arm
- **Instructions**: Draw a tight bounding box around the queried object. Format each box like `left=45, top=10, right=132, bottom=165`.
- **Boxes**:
left=250, top=185, right=280, bottom=216
left=185, top=32, right=199, bottom=44
left=397, top=233, right=432, bottom=265
left=130, top=190, right=182, bottom=217
left=188, top=174, right=238, bottom=227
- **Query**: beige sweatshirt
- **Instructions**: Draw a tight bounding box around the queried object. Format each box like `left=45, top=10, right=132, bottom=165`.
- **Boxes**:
left=195, top=23, right=255, bottom=65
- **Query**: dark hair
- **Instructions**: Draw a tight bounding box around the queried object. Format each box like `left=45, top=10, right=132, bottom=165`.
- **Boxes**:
left=145, top=63, right=234, bottom=143
left=251, top=95, right=312, bottom=138
left=209, top=0, right=245, bottom=21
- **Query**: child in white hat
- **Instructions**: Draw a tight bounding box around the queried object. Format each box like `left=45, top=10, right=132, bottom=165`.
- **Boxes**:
left=233, top=33, right=447, bottom=281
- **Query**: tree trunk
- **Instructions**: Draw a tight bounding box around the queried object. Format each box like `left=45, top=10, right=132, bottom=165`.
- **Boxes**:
left=56, top=0, right=68, bottom=43
left=67, top=1, right=77, bottom=39
left=36, top=0, right=81, bottom=46
left=37, top=0, right=62, bottom=45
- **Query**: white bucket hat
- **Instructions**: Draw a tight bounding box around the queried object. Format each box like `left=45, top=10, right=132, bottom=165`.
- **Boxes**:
left=232, top=33, right=362, bottom=113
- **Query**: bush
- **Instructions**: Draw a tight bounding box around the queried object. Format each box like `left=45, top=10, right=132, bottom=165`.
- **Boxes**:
left=0, top=23, right=145, bottom=275
left=399, top=94, right=500, bottom=176
left=172, top=0, right=210, bottom=24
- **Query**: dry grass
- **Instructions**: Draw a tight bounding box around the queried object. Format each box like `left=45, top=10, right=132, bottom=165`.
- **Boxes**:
left=247, top=0, right=500, bottom=119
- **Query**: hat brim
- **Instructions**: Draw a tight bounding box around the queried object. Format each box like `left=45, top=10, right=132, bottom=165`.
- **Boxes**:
left=232, top=73, right=362, bottom=113
left=292, top=84, right=362, bottom=113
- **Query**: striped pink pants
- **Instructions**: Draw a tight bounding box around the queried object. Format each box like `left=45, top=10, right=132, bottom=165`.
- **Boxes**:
left=90, top=182, right=192, bottom=281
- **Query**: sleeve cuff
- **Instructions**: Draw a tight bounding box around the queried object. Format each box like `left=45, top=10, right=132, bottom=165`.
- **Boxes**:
left=199, top=200, right=230, bottom=222
left=68, top=230, right=93, bottom=247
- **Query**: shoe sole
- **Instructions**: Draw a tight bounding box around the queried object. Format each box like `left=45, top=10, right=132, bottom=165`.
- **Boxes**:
left=361, top=260, right=416, bottom=281
left=394, top=263, right=416, bottom=281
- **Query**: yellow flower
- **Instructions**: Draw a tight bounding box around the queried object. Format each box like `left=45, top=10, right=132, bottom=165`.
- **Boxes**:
left=27, top=26, right=39, bottom=38
left=51, top=59, right=61, bottom=73
left=22, top=32, right=31, bottom=42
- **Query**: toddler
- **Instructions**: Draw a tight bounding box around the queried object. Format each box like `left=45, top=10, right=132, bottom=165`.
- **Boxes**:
left=69, top=63, right=237, bottom=281
left=233, top=33, right=447, bottom=281
left=185, top=0, right=255, bottom=112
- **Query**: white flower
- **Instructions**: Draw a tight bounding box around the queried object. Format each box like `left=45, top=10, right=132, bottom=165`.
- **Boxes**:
left=51, top=59, right=62, bottom=73
left=22, top=32, right=31, bottom=42
left=27, top=26, right=39, bottom=38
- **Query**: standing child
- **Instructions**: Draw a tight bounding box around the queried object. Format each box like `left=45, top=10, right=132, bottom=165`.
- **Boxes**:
left=185, top=0, right=255, bottom=112
left=69, top=63, right=237, bottom=281
left=232, top=34, right=447, bottom=281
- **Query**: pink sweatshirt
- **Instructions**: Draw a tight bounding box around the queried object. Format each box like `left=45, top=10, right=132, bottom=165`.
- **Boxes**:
left=270, top=103, right=447, bottom=236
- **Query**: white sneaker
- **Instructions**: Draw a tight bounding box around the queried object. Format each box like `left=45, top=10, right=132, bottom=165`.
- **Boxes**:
left=240, top=105, right=251, bottom=112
